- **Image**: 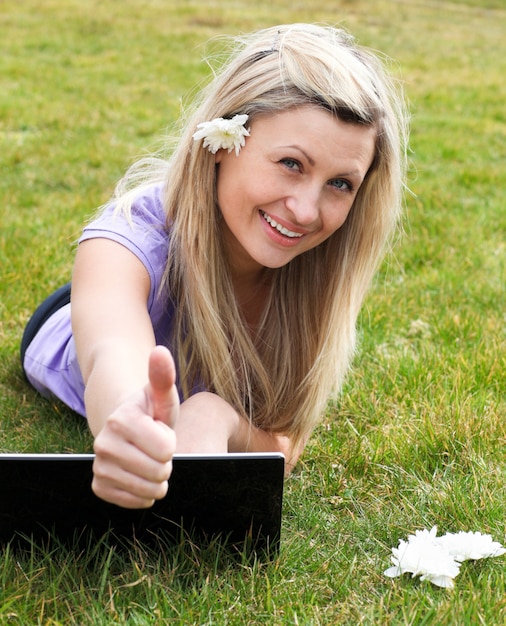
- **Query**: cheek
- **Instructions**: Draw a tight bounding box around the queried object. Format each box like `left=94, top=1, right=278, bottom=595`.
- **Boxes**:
left=215, top=165, right=240, bottom=211
left=215, top=155, right=257, bottom=207
left=323, top=204, right=353, bottom=235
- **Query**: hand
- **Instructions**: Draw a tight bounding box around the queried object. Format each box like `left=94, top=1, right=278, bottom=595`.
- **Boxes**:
left=91, top=346, right=179, bottom=508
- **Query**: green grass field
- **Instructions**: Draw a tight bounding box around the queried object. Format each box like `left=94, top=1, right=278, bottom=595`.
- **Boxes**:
left=1, top=0, right=505, bottom=623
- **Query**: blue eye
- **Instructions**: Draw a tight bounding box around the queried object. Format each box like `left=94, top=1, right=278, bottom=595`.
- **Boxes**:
left=330, top=178, right=352, bottom=192
left=280, top=158, right=301, bottom=171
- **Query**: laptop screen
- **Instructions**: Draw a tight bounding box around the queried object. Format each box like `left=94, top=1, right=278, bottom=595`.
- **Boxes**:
left=0, top=453, right=284, bottom=555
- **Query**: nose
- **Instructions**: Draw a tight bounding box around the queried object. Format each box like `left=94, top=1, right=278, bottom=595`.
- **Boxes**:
left=285, top=184, right=321, bottom=226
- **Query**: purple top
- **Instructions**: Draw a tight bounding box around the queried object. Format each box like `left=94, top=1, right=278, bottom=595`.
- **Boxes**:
left=23, top=184, right=173, bottom=416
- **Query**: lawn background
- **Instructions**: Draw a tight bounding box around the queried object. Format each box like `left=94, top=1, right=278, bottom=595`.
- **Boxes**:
left=1, top=0, right=505, bottom=624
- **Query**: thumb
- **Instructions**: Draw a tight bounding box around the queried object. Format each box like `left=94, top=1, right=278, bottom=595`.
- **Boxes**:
left=147, top=345, right=179, bottom=428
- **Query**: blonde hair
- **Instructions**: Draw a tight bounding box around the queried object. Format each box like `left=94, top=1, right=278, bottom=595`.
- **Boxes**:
left=114, top=23, right=409, bottom=447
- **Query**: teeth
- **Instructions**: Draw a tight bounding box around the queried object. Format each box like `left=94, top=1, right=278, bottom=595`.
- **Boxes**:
left=261, top=211, right=303, bottom=238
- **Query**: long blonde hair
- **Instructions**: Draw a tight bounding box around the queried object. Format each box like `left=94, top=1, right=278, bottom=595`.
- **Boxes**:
left=114, top=24, right=409, bottom=447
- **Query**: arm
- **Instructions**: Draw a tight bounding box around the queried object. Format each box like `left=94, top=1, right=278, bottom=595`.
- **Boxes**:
left=72, top=239, right=178, bottom=508
left=231, top=418, right=308, bottom=474
left=72, top=239, right=158, bottom=431
left=175, top=391, right=307, bottom=474
left=72, top=239, right=304, bottom=507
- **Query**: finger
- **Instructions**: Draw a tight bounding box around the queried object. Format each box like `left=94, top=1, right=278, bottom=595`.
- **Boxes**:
left=92, top=473, right=169, bottom=509
left=147, top=346, right=179, bottom=427
left=94, top=417, right=176, bottom=472
left=92, top=452, right=172, bottom=508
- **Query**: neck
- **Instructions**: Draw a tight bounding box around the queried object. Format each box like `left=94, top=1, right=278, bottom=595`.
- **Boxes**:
left=231, top=267, right=272, bottom=332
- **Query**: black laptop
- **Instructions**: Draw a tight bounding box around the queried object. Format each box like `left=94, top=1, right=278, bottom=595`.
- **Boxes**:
left=0, top=453, right=284, bottom=555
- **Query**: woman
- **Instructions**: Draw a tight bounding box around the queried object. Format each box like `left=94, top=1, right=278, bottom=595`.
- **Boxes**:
left=22, top=23, right=409, bottom=508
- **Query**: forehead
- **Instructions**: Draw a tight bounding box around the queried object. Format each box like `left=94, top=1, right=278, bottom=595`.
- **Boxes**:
left=248, top=106, right=377, bottom=167
left=251, top=104, right=374, bottom=132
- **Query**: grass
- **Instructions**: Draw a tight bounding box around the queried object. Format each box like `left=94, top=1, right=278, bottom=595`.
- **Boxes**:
left=1, top=0, right=505, bottom=623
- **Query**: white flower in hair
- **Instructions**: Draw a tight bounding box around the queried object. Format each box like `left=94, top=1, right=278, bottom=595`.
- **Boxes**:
left=436, top=530, right=506, bottom=562
left=193, top=114, right=250, bottom=156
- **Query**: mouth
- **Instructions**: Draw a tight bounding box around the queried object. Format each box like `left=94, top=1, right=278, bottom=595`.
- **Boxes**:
left=260, top=211, right=304, bottom=239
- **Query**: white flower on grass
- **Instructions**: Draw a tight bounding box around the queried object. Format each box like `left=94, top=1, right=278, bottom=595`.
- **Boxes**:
left=384, top=526, right=460, bottom=589
left=193, top=114, right=250, bottom=156
left=384, top=526, right=505, bottom=589
left=436, top=531, right=506, bottom=562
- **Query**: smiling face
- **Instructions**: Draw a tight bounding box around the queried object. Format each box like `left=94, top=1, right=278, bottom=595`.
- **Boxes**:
left=215, top=106, right=377, bottom=281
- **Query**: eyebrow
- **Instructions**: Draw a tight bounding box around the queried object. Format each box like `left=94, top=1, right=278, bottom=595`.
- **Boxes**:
left=284, top=145, right=315, bottom=167
left=283, top=145, right=364, bottom=180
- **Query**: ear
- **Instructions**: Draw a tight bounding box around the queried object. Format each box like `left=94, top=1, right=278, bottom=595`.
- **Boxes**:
left=214, top=149, right=224, bottom=164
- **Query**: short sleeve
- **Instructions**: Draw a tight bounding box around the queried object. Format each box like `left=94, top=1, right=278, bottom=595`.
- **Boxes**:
left=78, top=184, right=169, bottom=311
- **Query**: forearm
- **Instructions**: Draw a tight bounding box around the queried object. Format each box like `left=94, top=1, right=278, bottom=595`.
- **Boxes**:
left=176, top=392, right=305, bottom=474
left=83, top=339, right=153, bottom=436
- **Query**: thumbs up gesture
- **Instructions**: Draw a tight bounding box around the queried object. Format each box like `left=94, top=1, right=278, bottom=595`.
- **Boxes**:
left=146, top=345, right=179, bottom=428
left=92, top=346, right=179, bottom=509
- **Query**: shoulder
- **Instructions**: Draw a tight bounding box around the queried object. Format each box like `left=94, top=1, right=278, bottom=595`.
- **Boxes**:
left=128, top=183, right=166, bottom=226
left=111, top=182, right=168, bottom=231
left=81, top=183, right=168, bottom=241
left=79, top=183, right=170, bottom=291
